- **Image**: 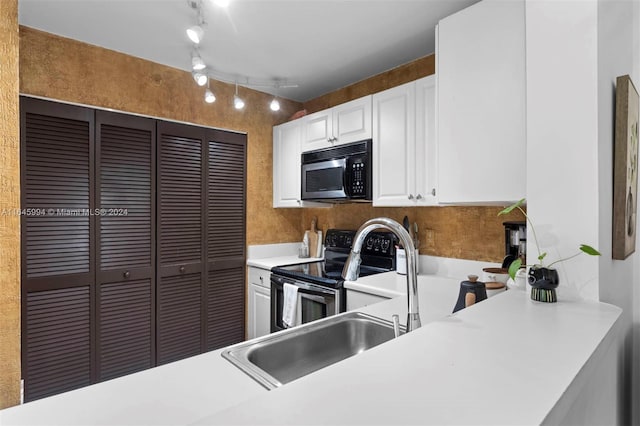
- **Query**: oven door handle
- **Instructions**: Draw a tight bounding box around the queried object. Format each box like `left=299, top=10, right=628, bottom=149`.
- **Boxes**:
left=293, top=281, right=337, bottom=296
left=271, top=275, right=338, bottom=296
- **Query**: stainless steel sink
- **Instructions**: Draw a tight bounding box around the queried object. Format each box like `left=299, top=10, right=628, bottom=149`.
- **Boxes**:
left=222, top=312, right=402, bottom=389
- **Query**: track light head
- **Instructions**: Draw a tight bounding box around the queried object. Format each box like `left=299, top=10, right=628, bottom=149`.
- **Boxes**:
left=192, top=71, right=207, bottom=86
left=187, top=25, right=204, bottom=44
left=270, top=98, right=280, bottom=112
left=205, top=88, right=216, bottom=103
left=234, top=95, right=245, bottom=110
left=191, top=53, right=206, bottom=71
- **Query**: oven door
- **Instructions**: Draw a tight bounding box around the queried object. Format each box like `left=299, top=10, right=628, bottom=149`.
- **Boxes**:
left=270, top=274, right=340, bottom=333
left=301, top=158, right=347, bottom=200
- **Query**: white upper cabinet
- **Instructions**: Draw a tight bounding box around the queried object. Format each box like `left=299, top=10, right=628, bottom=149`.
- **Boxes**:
left=273, top=120, right=330, bottom=208
left=273, top=120, right=303, bottom=208
left=372, top=76, right=437, bottom=207
left=436, top=0, right=525, bottom=204
left=415, top=75, right=438, bottom=205
left=302, top=96, right=372, bottom=152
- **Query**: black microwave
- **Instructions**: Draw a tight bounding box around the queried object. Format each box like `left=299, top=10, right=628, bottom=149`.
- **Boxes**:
left=301, top=139, right=372, bottom=202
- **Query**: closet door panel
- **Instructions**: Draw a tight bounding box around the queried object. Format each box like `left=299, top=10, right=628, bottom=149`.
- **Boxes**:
left=206, top=130, right=246, bottom=349
left=95, top=111, right=155, bottom=381
left=157, top=121, right=206, bottom=363
left=21, top=98, right=95, bottom=402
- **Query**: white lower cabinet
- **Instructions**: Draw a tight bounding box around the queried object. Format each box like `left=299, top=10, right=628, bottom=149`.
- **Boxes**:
left=346, top=289, right=390, bottom=311
left=372, top=75, right=437, bottom=206
left=247, top=266, right=271, bottom=339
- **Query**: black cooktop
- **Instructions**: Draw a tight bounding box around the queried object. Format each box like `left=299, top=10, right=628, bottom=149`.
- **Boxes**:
left=270, top=229, right=398, bottom=288
left=271, top=260, right=390, bottom=288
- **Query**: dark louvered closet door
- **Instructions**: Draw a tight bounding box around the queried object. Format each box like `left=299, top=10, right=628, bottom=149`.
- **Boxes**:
left=206, top=130, right=247, bottom=350
left=157, top=121, right=206, bottom=365
left=21, top=98, right=95, bottom=402
left=95, top=111, right=155, bottom=381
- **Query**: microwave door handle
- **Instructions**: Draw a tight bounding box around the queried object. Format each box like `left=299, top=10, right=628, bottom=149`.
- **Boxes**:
left=340, top=158, right=348, bottom=196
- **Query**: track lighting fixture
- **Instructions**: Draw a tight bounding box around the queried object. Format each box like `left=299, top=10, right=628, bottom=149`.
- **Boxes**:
left=234, top=83, right=245, bottom=110
left=192, top=70, right=207, bottom=86
left=184, top=1, right=295, bottom=113
left=204, top=79, right=216, bottom=103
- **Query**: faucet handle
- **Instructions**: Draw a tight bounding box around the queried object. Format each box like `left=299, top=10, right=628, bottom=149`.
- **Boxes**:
left=392, top=314, right=400, bottom=338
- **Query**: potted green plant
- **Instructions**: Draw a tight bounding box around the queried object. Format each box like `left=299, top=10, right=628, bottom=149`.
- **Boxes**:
left=498, top=198, right=601, bottom=302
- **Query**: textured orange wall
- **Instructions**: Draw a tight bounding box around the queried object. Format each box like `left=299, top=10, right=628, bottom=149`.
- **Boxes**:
left=0, top=0, right=22, bottom=409
left=301, top=54, right=525, bottom=263
left=19, top=26, right=304, bottom=247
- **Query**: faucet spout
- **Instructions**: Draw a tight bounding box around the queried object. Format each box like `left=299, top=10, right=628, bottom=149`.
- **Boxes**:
left=342, top=217, right=421, bottom=332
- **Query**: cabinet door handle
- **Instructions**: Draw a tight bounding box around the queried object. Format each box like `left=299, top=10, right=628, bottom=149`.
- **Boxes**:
left=179, top=266, right=185, bottom=274
left=416, top=194, right=423, bottom=200
left=123, top=271, right=130, bottom=279
left=259, top=276, right=263, bottom=284
left=431, top=188, right=436, bottom=196
left=408, top=194, right=414, bottom=200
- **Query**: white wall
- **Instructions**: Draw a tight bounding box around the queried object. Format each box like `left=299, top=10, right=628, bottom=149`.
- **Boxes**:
left=596, top=1, right=638, bottom=424
left=526, top=0, right=639, bottom=424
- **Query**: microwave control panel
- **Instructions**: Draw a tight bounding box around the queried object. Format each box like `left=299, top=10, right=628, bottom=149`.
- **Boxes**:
left=348, top=159, right=367, bottom=197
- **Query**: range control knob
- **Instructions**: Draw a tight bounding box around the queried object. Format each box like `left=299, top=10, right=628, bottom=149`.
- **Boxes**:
left=365, top=237, right=374, bottom=250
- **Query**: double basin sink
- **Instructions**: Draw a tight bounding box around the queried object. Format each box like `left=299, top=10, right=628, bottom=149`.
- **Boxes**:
left=222, top=312, right=403, bottom=389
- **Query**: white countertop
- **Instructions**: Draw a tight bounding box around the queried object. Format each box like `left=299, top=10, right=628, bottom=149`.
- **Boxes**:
left=198, top=288, right=621, bottom=425
left=1, top=272, right=622, bottom=426
left=247, top=255, right=322, bottom=270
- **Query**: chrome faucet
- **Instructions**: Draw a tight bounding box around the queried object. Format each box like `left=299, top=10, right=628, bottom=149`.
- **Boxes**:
left=342, top=217, right=421, bottom=332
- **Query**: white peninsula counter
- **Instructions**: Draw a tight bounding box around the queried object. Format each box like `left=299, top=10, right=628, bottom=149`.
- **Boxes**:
left=1, top=272, right=622, bottom=426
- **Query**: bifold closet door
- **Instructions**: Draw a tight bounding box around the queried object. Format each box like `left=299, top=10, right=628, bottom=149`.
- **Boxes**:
left=156, top=121, right=206, bottom=365
left=95, top=111, right=155, bottom=381
left=21, top=98, right=95, bottom=402
left=205, top=130, right=247, bottom=350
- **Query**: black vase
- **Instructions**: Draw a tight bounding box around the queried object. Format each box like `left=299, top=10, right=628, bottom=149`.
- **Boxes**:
left=528, top=266, right=559, bottom=303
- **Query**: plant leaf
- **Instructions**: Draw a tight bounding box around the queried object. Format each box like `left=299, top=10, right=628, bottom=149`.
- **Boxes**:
left=580, top=244, right=601, bottom=256
left=537, top=252, right=547, bottom=261
left=498, top=198, right=526, bottom=216
left=508, top=258, right=522, bottom=280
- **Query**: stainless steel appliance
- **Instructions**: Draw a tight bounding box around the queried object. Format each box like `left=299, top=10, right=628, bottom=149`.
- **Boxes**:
left=270, top=229, right=396, bottom=332
left=300, top=139, right=372, bottom=202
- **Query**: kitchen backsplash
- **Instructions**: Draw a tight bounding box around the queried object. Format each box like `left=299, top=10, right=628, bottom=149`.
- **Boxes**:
left=302, top=205, right=524, bottom=264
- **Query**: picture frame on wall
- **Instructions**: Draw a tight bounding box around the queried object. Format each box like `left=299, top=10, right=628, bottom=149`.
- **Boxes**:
left=613, top=74, right=639, bottom=260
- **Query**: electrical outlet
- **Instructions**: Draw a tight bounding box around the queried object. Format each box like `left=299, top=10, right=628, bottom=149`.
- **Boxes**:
left=426, top=229, right=435, bottom=248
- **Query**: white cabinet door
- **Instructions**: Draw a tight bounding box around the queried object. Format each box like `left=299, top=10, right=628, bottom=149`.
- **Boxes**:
left=415, top=75, right=438, bottom=205
left=372, top=81, right=416, bottom=206
left=252, top=285, right=271, bottom=339
left=273, top=120, right=303, bottom=208
left=302, top=96, right=372, bottom=152
left=436, top=0, right=525, bottom=204
left=247, top=266, right=271, bottom=340
left=302, top=109, right=332, bottom=152
left=332, top=96, right=372, bottom=145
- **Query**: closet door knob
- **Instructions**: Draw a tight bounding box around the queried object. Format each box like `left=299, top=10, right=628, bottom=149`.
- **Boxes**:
left=123, top=271, right=130, bottom=279
left=416, top=194, right=423, bottom=200
left=408, top=194, right=414, bottom=200
left=179, top=266, right=185, bottom=274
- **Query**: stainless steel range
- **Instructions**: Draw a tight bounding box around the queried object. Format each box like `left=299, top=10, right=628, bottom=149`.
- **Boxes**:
left=270, top=229, right=397, bottom=332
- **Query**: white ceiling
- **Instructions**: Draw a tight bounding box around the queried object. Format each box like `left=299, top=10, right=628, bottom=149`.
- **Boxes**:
left=18, top=0, right=480, bottom=102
